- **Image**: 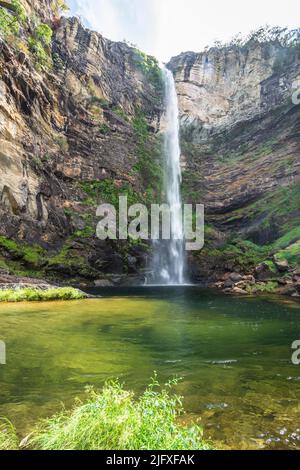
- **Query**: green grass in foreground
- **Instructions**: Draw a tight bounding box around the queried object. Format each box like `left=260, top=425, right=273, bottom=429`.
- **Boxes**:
left=0, top=287, right=85, bottom=302
left=25, top=379, right=211, bottom=450
left=0, top=419, right=18, bottom=451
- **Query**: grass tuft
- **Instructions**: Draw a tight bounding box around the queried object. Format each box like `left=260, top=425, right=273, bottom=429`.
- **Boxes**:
left=0, top=287, right=86, bottom=303
left=29, top=379, right=211, bottom=450
left=0, top=418, right=18, bottom=450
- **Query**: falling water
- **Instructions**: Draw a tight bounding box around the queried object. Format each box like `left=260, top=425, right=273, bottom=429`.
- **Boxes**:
left=149, top=67, right=185, bottom=285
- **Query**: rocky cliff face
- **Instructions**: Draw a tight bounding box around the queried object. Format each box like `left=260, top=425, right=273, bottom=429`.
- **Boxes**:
left=168, top=39, right=300, bottom=293
left=0, top=0, right=163, bottom=284
left=1, top=1, right=299, bottom=292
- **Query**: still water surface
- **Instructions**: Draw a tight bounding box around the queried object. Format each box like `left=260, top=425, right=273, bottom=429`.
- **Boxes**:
left=0, top=287, right=300, bottom=449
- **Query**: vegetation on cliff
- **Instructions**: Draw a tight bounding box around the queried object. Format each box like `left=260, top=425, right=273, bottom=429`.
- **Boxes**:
left=0, top=0, right=69, bottom=68
left=133, top=49, right=164, bottom=97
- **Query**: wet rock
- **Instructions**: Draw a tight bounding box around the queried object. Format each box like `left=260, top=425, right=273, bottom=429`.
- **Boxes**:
left=235, top=281, right=248, bottom=289
left=127, top=255, right=137, bottom=268
left=274, top=259, right=290, bottom=273
left=224, top=279, right=234, bottom=288
left=255, top=263, right=277, bottom=281
left=243, top=275, right=256, bottom=285
left=292, top=292, right=300, bottom=298
left=223, top=288, right=233, bottom=294
left=232, top=287, right=248, bottom=295
left=229, top=273, right=243, bottom=283
left=278, top=285, right=297, bottom=296
left=278, top=278, right=290, bottom=286
left=293, top=273, right=300, bottom=283
left=294, top=281, right=300, bottom=294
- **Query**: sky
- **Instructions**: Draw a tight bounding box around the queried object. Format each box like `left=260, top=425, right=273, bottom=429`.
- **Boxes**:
left=68, top=0, right=300, bottom=62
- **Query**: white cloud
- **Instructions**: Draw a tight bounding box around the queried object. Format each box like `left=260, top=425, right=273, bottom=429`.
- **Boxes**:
left=75, top=0, right=121, bottom=41
left=71, top=0, right=300, bottom=61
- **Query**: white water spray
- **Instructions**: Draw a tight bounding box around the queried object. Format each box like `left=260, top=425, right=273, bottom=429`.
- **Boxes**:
left=149, top=67, right=186, bottom=285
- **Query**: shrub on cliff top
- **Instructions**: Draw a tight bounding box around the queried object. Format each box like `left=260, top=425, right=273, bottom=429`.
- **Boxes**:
left=29, top=379, right=211, bottom=450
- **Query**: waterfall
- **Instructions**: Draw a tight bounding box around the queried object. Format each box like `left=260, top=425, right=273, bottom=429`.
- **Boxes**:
left=149, top=67, right=186, bottom=285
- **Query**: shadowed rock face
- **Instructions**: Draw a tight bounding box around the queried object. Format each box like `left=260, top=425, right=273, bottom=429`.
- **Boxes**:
left=0, top=3, right=163, bottom=283
left=22, top=0, right=53, bottom=22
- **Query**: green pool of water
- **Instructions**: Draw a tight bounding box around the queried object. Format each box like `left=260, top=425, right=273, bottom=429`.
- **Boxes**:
left=0, top=287, right=300, bottom=450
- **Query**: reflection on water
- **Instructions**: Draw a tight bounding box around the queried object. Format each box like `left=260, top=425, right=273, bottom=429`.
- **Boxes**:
left=0, top=287, right=300, bottom=449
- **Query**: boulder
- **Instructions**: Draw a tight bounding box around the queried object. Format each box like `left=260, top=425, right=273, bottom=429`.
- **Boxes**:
left=255, top=262, right=277, bottom=281
left=243, top=275, right=256, bottom=285
left=229, top=273, right=243, bottom=283
left=224, top=279, right=234, bottom=288
left=294, top=281, right=300, bottom=294
left=293, top=274, right=300, bottom=283
left=278, top=285, right=297, bottom=296
left=274, top=259, right=289, bottom=273
left=235, top=281, right=248, bottom=289
left=232, top=287, right=248, bottom=295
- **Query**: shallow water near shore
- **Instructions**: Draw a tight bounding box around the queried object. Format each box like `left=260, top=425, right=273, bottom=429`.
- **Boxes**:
left=0, top=286, right=300, bottom=450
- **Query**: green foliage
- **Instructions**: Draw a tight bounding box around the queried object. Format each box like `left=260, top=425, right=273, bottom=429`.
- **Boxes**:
left=0, top=287, right=86, bottom=303
left=47, top=243, right=87, bottom=271
left=52, top=52, right=65, bottom=70
left=11, top=0, right=26, bottom=21
left=222, top=182, right=300, bottom=242
left=73, top=214, right=95, bottom=239
left=252, top=281, right=278, bottom=294
left=80, top=180, right=142, bottom=208
left=272, top=227, right=300, bottom=251
left=99, top=123, right=110, bottom=135
left=88, top=96, right=109, bottom=109
left=0, top=418, right=18, bottom=450
left=28, top=35, right=51, bottom=68
left=274, top=241, right=300, bottom=268
left=200, top=238, right=270, bottom=271
left=35, top=23, right=53, bottom=46
left=111, top=106, right=128, bottom=121
left=132, top=111, right=163, bottom=200
left=0, top=0, right=25, bottom=37
left=0, top=236, right=45, bottom=268
left=29, top=378, right=211, bottom=450
left=133, top=49, right=163, bottom=93
left=262, top=260, right=277, bottom=273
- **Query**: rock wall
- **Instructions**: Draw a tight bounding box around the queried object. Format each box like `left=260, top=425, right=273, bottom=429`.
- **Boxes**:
left=0, top=1, right=163, bottom=284
left=169, top=44, right=300, bottom=137
left=168, top=41, right=300, bottom=287
left=1, top=1, right=299, bottom=290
